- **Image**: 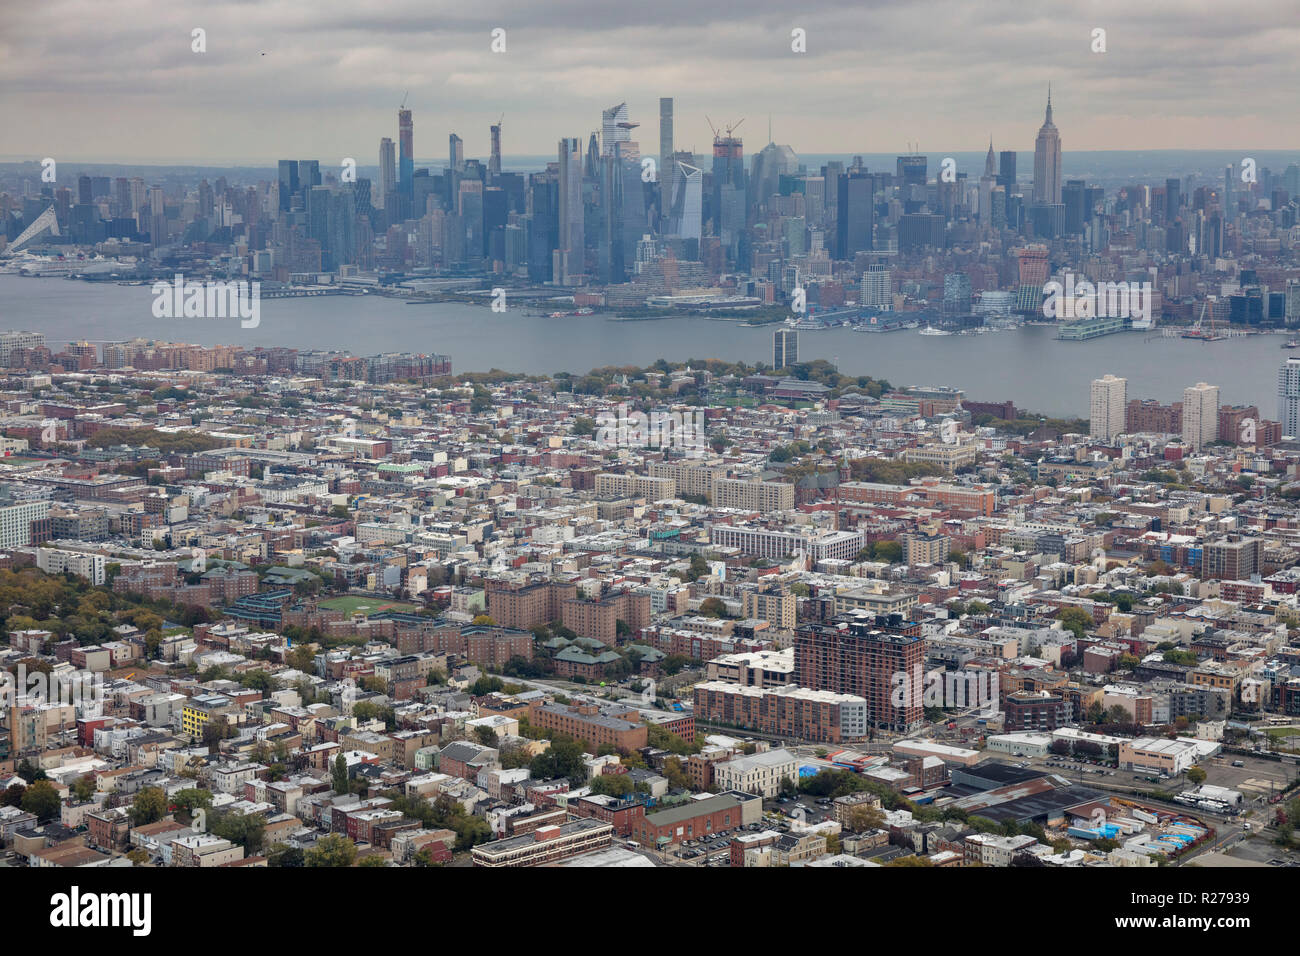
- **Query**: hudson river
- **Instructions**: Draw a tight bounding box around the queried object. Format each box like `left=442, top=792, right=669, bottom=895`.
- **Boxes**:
left=0, top=274, right=1286, bottom=419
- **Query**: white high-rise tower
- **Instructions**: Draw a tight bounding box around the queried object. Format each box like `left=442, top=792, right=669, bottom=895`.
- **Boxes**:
left=1182, top=382, right=1220, bottom=450
left=1279, top=357, right=1300, bottom=438
left=1090, top=374, right=1127, bottom=441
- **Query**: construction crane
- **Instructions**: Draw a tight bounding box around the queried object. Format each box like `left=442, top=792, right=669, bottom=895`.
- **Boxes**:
left=399, top=91, right=409, bottom=109
left=705, top=116, right=745, bottom=142
left=1182, top=300, right=1224, bottom=341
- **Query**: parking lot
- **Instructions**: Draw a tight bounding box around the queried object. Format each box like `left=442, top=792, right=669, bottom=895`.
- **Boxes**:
left=665, top=795, right=840, bottom=865
left=671, top=822, right=764, bottom=865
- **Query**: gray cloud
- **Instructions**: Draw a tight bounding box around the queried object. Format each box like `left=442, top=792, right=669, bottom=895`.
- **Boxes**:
left=1, top=0, right=1297, bottom=164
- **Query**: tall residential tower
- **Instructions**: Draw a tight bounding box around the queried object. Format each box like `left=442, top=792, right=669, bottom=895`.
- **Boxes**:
left=1090, top=374, right=1127, bottom=441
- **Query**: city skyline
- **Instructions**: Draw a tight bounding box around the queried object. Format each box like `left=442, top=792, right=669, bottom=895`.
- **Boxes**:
left=3, top=0, right=1300, bottom=164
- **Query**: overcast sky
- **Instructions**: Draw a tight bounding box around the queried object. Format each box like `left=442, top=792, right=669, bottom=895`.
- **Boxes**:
left=2, top=0, right=1298, bottom=165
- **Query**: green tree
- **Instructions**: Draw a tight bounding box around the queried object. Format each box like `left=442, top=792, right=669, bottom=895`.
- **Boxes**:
left=172, top=787, right=214, bottom=819
left=211, top=810, right=266, bottom=855
left=646, top=722, right=700, bottom=755
left=128, top=786, right=168, bottom=826
left=844, top=803, right=886, bottom=833
left=871, top=540, right=903, bottom=564
left=21, top=780, right=60, bottom=821
left=201, top=715, right=234, bottom=753
left=662, top=756, right=691, bottom=791
left=70, top=775, right=96, bottom=802
left=304, top=833, right=357, bottom=867
left=529, top=739, right=588, bottom=784
left=698, top=597, right=728, bottom=618
left=588, top=774, right=636, bottom=798
left=267, top=843, right=304, bottom=868
left=412, top=847, right=444, bottom=867
left=332, top=753, right=350, bottom=794
left=286, top=643, right=316, bottom=674
left=1057, top=607, right=1093, bottom=639
left=239, top=669, right=278, bottom=693
left=15, top=758, right=46, bottom=783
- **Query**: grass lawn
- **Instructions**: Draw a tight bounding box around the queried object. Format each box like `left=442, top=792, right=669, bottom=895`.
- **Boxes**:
left=319, top=595, right=419, bottom=615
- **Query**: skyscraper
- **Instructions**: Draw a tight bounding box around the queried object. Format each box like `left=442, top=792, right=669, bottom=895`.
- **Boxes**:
left=711, top=128, right=744, bottom=256
left=449, top=133, right=464, bottom=173
left=1062, top=179, right=1087, bottom=234
left=298, top=160, right=321, bottom=191
left=489, top=121, right=502, bottom=180
left=1032, top=87, right=1062, bottom=206
left=998, top=150, right=1017, bottom=189
left=114, top=177, right=131, bottom=217
left=895, top=154, right=926, bottom=188
left=659, top=98, right=674, bottom=173
left=277, top=160, right=298, bottom=212
left=1090, top=374, right=1127, bottom=441
left=1287, top=279, right=1300, bottom=327
left=862, top=265, right=892, bottom=311
left=527, top=169, right=559, bottom=284
left=941, top=272, right=971, bottom=315
left=1182, top=382, right=1220, bottom=450
left=666, top=160, right=702, bottom=241
left=556, top=137, right=585, bottom=286
left=378, top=138, right=396, bottom=207
left=1164, top=177, right=1182, bottom=224
left=836, top=170, right=873, bottom=257
left=979, top=140, right=997, bottom=225
left=601, top=102, right=633, bottom=157
left=1279, top=358, right=1300, bottom=438
left=148, top=184, right=166, bottom=246
left=1014, top=244, right=1050, bottom=312
left=398, top=109, right=414, bottom=214
left=773, top=328, right=798, bottom=369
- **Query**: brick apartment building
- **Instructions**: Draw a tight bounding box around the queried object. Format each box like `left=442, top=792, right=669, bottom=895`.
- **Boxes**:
left=561, top=589, right=652, bottom=645
left=692, top=681, right=869, bottom=743
left=839, top=479, right=997, bottom=517
left=1003, top=691, right=1070, bottom=732
left=793, top=618, right=925, bottom=733
left=568, top=794, right=648, bottom=835
left=527, top=701, right=649, bottom=752
left=485, top=578, right=578, bottom=631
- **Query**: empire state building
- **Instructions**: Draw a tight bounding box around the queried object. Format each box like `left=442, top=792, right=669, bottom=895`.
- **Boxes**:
left=1032, top=87, right=1062, bottom=205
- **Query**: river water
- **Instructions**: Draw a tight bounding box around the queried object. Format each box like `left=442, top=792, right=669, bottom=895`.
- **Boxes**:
left=0, top=274, right=1286, bottom=419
